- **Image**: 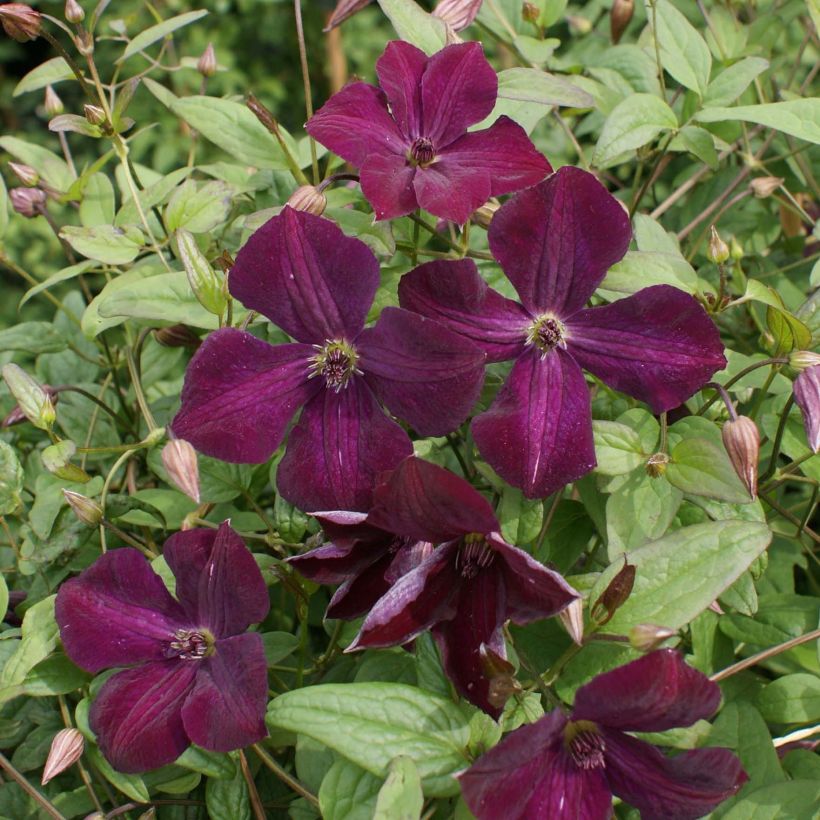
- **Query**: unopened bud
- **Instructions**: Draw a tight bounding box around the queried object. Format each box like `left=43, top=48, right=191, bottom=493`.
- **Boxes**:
left=197, top=42, right=217, bottom=77
left=161, top=439, right=200, bottom=503
left=471, top=200, right=499, bottom=230
left=9, top=187, right=46, bottom=218
left=610, top=0, right=634, bottom=43
left=64, top=0, right=85, bottom=23
left=44, top=85, right=64, bottom=117
left=63, top=490, right=102, bottom=527
left=591, top=559, right=636, bottom=625
left=557, top=598, right=584, bottom=645
left=42, top=440, right=90, bottom=483
left=153, top=324, right=201, bottom=349
left=177, top=229, right=226, bottom=316
left=567, top=14, right=592, bottom=34
left=521, top=1, right=539, bottom=23
left=9, top=162, right=38, bottom=187
left=750, top=176, right=783, bottom=199
left=324, top=0, right=371, bottom=30
left=789, top=351, right=820, bottom=372
left=3, top=384, right=58, bottom=427
left=793, top=365, right=820, bottom=453
left=645, top=451, right=669, bottom=478
left=729, top=236, right=743, bottom=261
left=42, top=728, right=84, bottom=785
left=629, top=623, right=676, bottom=652
left=721, top=416, right=760, bottom=499
left=479, top=643, right=521, bottom=711
left=707, top=226, right=730, bottom=265
left=83, top=104, right=105, bottom=126
left=432, top=0, right=482, bottom=32
left=0, top=3, right=41, bottom=41
left=286, top=185, right=327, bottom=217
left=2, top=364, right=55, bottom=429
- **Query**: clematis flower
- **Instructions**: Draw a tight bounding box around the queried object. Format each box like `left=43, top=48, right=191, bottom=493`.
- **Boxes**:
left=346, top=456, right=578, bottom=716
left=793, top=364, right=820, bottom=453
left=55, top=523, right=269, bottom=773
left=306, top=40, right=550, bottom=223
left=459, top=649, right=747, bottom=819
left=171, top=207, right=485, bottom=513
left=399, top=166, right=727, bottom=498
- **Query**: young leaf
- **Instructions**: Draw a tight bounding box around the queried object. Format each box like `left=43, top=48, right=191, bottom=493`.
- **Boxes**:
left=704, top=57, right=770, bottom=107
left=13, top=57, right=74, bottom=96
left=696, top=100, right=820, bottom=144
left=666, top=438, right=753, bottom=504
left=374, top=756, right=424, bottom=820
left=60, top=225, right=145, bottom=265
left=119, top=10, right=209, bottom=61
left=652, top=0, right=712, bottom=97
left=376, top=0, right=447, bottom=55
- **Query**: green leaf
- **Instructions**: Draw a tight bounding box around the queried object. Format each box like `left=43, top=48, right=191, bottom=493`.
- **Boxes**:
left=0, top=322, right=66, bottom=354
left=766, top=306, right=812, bottom=355
left=653, top=0, right=712, bottom=97
left=319, top=759, right=383, bottom=820
left=119, top=10, right=209, bottom=61
left=0, top=173, right=8, bottom=243
left=0, top=574, right=8, bottom=631
left=498, top=485, right=543, bottom=545
left=105, top=493, right=167, bottom=527
left=374, top=757, right=424, bottom=820
left=267, top=683, right=471, bottom=797
left=592, top=420, right=647, bottom=475
left=165, top=180, right=234, bottom=234
left=376, top=0, right=447, bottom=55
left=668, top=126, right=719, bottom=170
left=601, top=250, right=699, bottom=295
left=704, top=57, right=770, bottom=107
left=86, top=746, right=151, bottom=803
left=722, top=780, right=820, bottom=820
left=666, top=438, right=752, bottom=504
left=13, top=57, right=74, bottom=96
left=696, top=100, right=820, bottom=144
left=49, top=114, right=102, bottom=138
left=79, top=173, right=116, bottom=228
left=205, top=754, right=250, bottom=820
left=175, top=746, right=237, bottom=780
left=60, top=225, right=145, bottom=265
left=19, top=653, right=89, bottom=697
left=757, top=674, right=820, bottom=723
left=261, top=632, right=300, bottom=666
left=116, top=166, right=192, bottom=227
left=0, top=136, right=73, bottom=192
left=273, top=494, right=310, bottom=543
left=589, top=520, right=772, bottom=632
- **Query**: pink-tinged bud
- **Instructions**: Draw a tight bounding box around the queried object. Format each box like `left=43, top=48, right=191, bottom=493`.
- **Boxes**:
left=9, top=186, right=46, bottom=218
left=557, top=598, right=584, bottom=645
left=197, top=42, right=216, bottom=77
left=793, top=365, right=820, bottom=453
left=3, top=384, right=58, bottom=428
left=286, top=185, right=327, bottom=217
left=162, top=439, right=200, bottom=503
left=324, top=0, right=372, bottom=30
left=707, top=226, right=730, bottom=265
left=645, top=451, right=669, bottom=478
left=750, top=176, right=783, bottom=199
left=591, top=559, right=636, bottom=626
left=521, top=1, right=540, bottom=23
left=721, top=416, right=760, bottom=499
left=83, top=104, right=105, bottom=126
left=629, top=623, right=676, bottom=652
left=44, top=85, right=64, bottom=117
left=0, top=3, right=41, bottom=41
left=42, top=728, right=84, bottom=785
left=2, top=364, right=55, bottom=429
left=789, top=351, right=820, bottom=372
left=62, top=490, right=102, bottom=527
left=64, top=0, right=84, bottom=23
left=8, top=162, right=38, bottom=187
left=472, top=200, right=499, bottom=230
left=432, top=0, right=483, bottom=32
left=153, top=324, right=201, bottom=349
left=610, top=0, right=634, bottom=43
left=479, top=643, right=521, bottom=711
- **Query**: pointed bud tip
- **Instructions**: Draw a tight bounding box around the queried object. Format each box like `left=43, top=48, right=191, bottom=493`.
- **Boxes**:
left=8, top=162, right=38, bottom=187
left=789, top=351, right=820, bottom=372
left=557, top=598, right=584, bottom=645
left=610, top=0, right=634, bottom=43
left=64, top=0, right=85, bottom=23
left=708, top=226, right=730, bottom=264
left=42, top=728, right=84, bottom=785
left=628, top=623, right=677, bottom=652
left=161, top=439, right=201, bottom=503
left=62, top=490, right=102, bottom=527
left=197, top=43, right=217, bottom=77
left=0, top=3, right=42, bottom=41
left=44, top=85, right=64, bottom=117
left=722, top=416, right=760, bottom=499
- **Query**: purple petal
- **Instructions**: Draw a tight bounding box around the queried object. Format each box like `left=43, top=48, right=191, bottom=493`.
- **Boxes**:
left=794, top=365, right=820, bottom=452
left=566, top=285, right=727, bottom=413
left=347, top=541, right=460, bottom=649
left=398, top=258, right=530, bottom=362
left=305, top=81, right=405, bottom=167
left=326, top=551, right=395, bottom=620
left=438, top=117, right=551, bottom=197
left=376, top=40, right=426, bottom=138
left=171, top=329, right=317, bottom=463
left=603, top=730, right=747, bottom=820
left=181, top=634, right=268, bottom=753
left=276, top=382, right=412, bottom=513
left=489, top=167, right=632, bottom=317
left=90, top=661, right=197, bottom=773
left=434, top=569, right=506, bottom=716
left=360, top=152, right=419, bottom=221
left=163, top=522, right=269, bottom=639
left=523, top=752, right=612, bottom=820
left=421, top=42, right=497, bottom=148
left=492, top=535, right=579, bottom=622
left=359, top=307, right=486, bottom=436
left=472, top=347, right=596, bottom=499
left=229, top=207, right=380, bottom=343
left=367, top=456, right=499, bottom=543
left=55, top=549, right=188, bottom=674
left=288, top=538, right=382, bottom=586
left=412, top=160, right=491, bottom=225
left=572, top=650, right=721, bottom=732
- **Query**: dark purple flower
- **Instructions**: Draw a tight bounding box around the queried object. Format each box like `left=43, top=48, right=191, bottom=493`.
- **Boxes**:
left=306, top=41, right=550, bottom=223
left=793, top=364, right=820, bottom=453
left=345, top=456, right=578, bottom=716
left=399, top=167, right=727, bottom=498
left=55, top=523, right=269, bottom=773
left=459, top=650, right=747, bottom=820
left=171, top=207, right=485, bottom=513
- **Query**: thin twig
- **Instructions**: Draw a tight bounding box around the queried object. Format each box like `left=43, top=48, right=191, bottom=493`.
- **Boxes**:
left=710, top=628, right=820, bottom=682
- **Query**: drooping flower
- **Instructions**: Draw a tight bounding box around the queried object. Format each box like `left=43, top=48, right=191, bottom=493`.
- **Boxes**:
left=459, top=650, right=747, bottom=819
left=345, top=456, right=578, bottom=716
left=55, top=523, right=269, bottom=773
left=306, top=40, right=550, bottom=223
left=0, top=3, right=41, bottom=41
left=793, top=364, right=820, bottom=453
left=172, top=207, right=485, bottom=513
left=399, top=166, right=727, bottom=498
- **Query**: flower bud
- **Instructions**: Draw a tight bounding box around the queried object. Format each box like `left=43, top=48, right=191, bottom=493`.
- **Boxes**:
left=9, top=162, right=38, bottom=187
left=472, top=200, right=499, bottom=230
left=645, top=451, right=669, bottom=478
left=2, top=364, right=55, bottom=429
left=721, top=416, right=760, bottom=499
left=153, top=324, right=201, bottom=349
left=64, top=0, right=85, bottom=23
left=591, top=559, right=636, bottom=626
left=286, top=185, right=327, bottom=217
left=707, top=226, right=730, bottom=265
left=557, top=598, right=584, bottom=645
left=729, top=237, right=743, bottom=260
left=610, top=0, right=634, bottom=44
left=177, top=229, right=226, bottom=316
left=161, top=439, right=201, bottom=503
left=793, top=365, right=820, bottom=453
left=521, top=1, right=540, bottom=23
left=567, top=15, right=592, bottom=34
left=9, top=187, right=46, bottom=218
left=197, top=42, right=217, bottom=77
left=42, top=440, right=90, bottom=483
left=432, top=0, right=483, bottom=32
left=789, top=351, right=820, bottom=372
left=83, top=104, right=106, bottom=127
left=3, top=384, right=58, bottom=427
left=750, top=176, right=783, bottom=199
left=42, top=728, right=84, bottom=785
left=44, top=85, right=64, bottom=117
left=62, top=490, right=103, bottom=527
left=629, top=623, right=676, bottom=652
left=0, top=3, right=41, bottom=41
left=324, top=0, right=372, bottom=30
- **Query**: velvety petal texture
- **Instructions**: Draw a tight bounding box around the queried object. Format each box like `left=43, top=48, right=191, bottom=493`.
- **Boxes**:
left=360, top=152, right=419, bottom=221
left=412, top=161, right=492, bottom=226
left=794, top=364, right=820, bottom=452
left=376, top=40, right=426, bottom=138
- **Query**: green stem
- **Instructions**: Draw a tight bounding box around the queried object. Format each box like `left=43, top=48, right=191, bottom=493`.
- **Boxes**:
left=293, top=0, right=319, bottom=184
left=760, top=394, right=795, bottom=481
left=0, top=752, right=65, bottom=820
left=696, top=358, right=788, bottom=416
left=710, top=627, right=820, bottom=682
left=251, top=744, right=319, bottom=808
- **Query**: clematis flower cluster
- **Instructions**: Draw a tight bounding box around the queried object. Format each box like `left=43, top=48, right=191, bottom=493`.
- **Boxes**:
left=55, top=523, right=269, bottom=773
left=459, top=650, right=747, bottom=819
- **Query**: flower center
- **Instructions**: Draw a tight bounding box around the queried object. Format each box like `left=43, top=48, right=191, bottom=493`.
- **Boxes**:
left=527, top=314, right=567, bottom=357
left=166, top=628, right=214, bottom=661
left=409, top=137, right=436, bottom=168
left=310, top=340, right=361, bottom=392
left=564, top=720, right=606, bottom=770
left=456, top=533, right=495, bottom=579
